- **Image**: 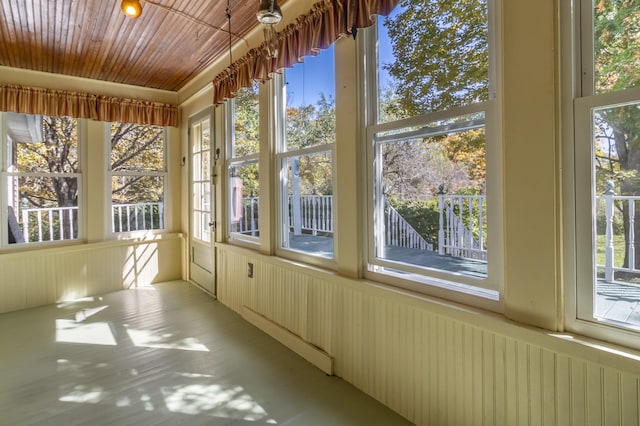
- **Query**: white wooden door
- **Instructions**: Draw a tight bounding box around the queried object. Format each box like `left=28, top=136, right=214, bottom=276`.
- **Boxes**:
left=189, top=110, right=215, bottom=293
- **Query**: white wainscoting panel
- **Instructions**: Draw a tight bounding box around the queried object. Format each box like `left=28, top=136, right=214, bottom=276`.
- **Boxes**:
left=216, top=244, right=640, bottom=426
left=0, top=234, right=183, bottom=314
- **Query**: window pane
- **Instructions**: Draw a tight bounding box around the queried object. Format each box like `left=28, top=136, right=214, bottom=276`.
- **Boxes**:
left=193, top=182, right=211, bottom=243
left=284, top=45, right=336, bottom=151
left=233, top=84, right=260, bottom=157
left=111, top=176, right=164, bottom=232
left=592, top=101, right=640, bottom=327
left=5, top=113, right=80, bottom=244
left=7, top=176, right=79, bottom=244
left=192, top=118, right=210, bottom=243
left=7, top=113, right=78, bottom=173
left=377, top=1, right=489, bottom=123
left=111, top=123, right=164, bottom=172
left=282, top=151, right=333, bottom=258
left=229, top=162, right=259, bottom=237
left=374, top=114, right=487, bottom=279
left=593, top=1, right=640, bottom=94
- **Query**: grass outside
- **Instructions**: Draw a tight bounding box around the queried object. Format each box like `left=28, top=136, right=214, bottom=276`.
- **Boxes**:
left=595, top=234, right=626, bottom=267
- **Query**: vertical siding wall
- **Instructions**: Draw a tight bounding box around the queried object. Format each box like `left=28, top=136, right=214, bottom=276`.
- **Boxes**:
left=218, top=245, right=640, bottom=426
left=0, top=234, right=183, bottom=314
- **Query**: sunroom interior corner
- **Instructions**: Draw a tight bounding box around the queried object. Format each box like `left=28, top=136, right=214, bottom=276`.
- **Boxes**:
left=1, top=0, right=639, bottom=424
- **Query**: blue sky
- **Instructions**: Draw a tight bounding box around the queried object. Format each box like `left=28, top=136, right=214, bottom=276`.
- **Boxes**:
left=284, top=8, right=399, bottom=108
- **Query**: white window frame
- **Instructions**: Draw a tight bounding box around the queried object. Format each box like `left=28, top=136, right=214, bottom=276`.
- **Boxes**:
left=362, top=0, right=503, bottom=308
left=564, top=0, right=640, bottom=349
left=0, top=112, right=84, bottom=248
left=226, top=88, right=260, bottom=245
left=107, top=122, right=168, bottom=237
left=274, top=65, right=337, bottom=267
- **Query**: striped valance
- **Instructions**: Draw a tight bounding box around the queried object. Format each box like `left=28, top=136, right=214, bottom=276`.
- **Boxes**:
left=0, top=84, right=178, bottom=127
left=213, top=0, right=399, bottom=105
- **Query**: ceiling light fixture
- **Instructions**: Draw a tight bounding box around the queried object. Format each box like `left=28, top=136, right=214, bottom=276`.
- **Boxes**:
left=256, top=0, right=282, bottom=25
left=257, top=0, right=282, bottom=59
left=121, top=0, right=143, bottom=18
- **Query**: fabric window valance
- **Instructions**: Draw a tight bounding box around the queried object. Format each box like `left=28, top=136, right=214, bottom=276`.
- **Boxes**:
left=0, top=84, right=178, bottom=127
left=213, top=0, right=399, bottom=105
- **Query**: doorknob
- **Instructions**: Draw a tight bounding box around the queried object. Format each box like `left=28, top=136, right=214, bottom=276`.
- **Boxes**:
left=208, top=221, right=216, bottom=229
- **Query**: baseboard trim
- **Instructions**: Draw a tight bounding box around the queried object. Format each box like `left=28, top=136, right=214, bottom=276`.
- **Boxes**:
left=241, top=306, right=334, bottom=375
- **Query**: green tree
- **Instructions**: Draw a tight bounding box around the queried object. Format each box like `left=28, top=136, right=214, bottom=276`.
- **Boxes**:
left=286, top=94, right=336, bottom=195
left=110, top=122, right=164, bottom=205
left=383, top=0, right=488, bottom=118
left=16, top=115, right=79, bottom=240
left=379, top=0, right=489, bottom=207
left=234, top=83, right=260, bottom=158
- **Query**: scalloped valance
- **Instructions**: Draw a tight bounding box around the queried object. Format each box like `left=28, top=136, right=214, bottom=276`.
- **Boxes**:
left=213, top=0, right=399, bottom=105
left=0, top=84, right=178, bottom=127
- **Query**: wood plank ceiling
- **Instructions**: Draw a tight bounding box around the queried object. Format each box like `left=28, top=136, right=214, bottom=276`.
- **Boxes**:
left=0, top=0, right=287, bottom=91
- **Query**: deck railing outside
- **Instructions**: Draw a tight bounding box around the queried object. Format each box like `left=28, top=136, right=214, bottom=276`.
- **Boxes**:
left=234, top=196, right=259, bottom=236
left=438, top=194, right=487, bottom=261
left=19, top=202, right=164, bottom=242
left=596, top=192, right=640, bottom=282
left=384, top=201, right=432, bottom=250
left=290, top=195, right=333, bottom=235
left=21, top=206, right=78, bottom=242
left=22, top=196, right=492, bottom=263
left=112, top=202, right=164, bottom=233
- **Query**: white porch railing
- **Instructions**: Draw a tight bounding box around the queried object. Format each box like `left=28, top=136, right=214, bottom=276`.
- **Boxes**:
left=236, top=194, right=487, bottom=260
left=292, top=195, right=333, bottom=235
left=438, top=194, right=487, bottom=261
left=384, top=201, right=432, bottom=250
left=112, top=202, right=164, bottom=233
left=21, top=206, right=78, bottom=243
left=596, top=193, right=640, bottom=282
left=234, top=196, right=259, bottom=236
left=18, top=202, right=164, bottom=242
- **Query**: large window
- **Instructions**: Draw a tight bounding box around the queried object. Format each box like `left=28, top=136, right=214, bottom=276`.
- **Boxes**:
left=276, top=46, right=336, bottom=260
left=366, top=0, right=500, bottom=297
left=571, top=0, right=640, bottom=343
left=109, top=123, right=166, bottom=234
left=228, top=84, right=260, bottom=242
left=3, top=112, right=81, bottom=245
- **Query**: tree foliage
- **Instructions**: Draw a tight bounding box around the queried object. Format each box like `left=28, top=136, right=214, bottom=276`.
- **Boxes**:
left=110, top=122, right=165, bottom=204
left=591, top=0, right=640, bottom=270
left=234, top=84, right=260, bottom=158
left=379, top=0, right=489, bottom=207
left=285, top=93, right=336, bottom=195
left=383, top=0, right=489, bottom=118
left=16, top=115, right=78, bottom=209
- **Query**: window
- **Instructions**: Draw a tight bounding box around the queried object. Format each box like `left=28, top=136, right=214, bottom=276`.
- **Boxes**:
left=365, top=0, right=500, bottom=297
left=2, top=112, right=81, bottom=245
left=571, top=0, right=640, bottom=342
left=192, top=114, right=212, bottom=244
left=276, top=46, right=336, bottom=260
left=109, top=122, right=166, bottom=234
left=228, top=84, right=260, bottom=242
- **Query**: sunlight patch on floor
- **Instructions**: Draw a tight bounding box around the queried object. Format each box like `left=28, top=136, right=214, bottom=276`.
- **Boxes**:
left=55, top=319, right=117, bottom=345
left=161, top=382, right=277, bottom=423
left=125, top=326, right=209, bottom=352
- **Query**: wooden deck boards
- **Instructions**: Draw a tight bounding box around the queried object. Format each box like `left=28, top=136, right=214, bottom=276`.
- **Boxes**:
left=0, top=281, right=411, bottom=425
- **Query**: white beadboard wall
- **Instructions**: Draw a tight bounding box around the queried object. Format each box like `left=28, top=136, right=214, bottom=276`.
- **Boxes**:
left=0, top=234, right=184, bottom=314
left=217, top=244, right=640, bottom=426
